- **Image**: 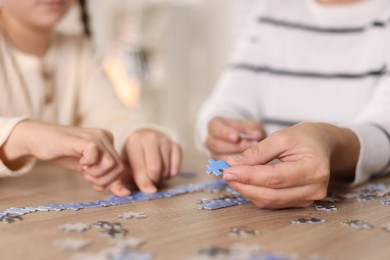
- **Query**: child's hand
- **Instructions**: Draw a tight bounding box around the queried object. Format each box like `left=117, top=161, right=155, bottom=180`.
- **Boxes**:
left=0, top=120, right=130, bottom=196
left=206, top=117, right=265, bottom=159
left=121, top=129, right=182, bottom=193
left=222, top=122, right=359, bottom=209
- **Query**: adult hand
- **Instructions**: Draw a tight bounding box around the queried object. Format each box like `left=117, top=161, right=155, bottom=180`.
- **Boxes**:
left=0, top=120, right=130, bottom=196
left=121, top=129, right=182, bottom=193
left=222, top=122, right=360, bottom=209
left=206, top=116, right=265, bottom=159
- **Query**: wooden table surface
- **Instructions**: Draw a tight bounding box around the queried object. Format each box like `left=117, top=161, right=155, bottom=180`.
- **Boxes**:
left=0, top=160, right=389, bottom=260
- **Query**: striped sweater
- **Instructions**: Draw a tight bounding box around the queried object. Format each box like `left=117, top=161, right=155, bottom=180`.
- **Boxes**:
left=197, top=0, right=390, bottom=186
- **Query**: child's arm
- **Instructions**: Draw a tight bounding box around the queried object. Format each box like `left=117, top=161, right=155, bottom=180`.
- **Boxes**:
left=0, top=119, right=130, bottom=196
left=0, top=116, right=34, bottom=176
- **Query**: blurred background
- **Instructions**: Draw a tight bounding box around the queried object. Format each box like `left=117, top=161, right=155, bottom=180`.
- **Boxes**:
left=58, top=0, right=257, bottom=171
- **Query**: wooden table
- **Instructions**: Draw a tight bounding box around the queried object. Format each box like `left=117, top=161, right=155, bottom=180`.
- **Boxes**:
left=0, top=160, right=389, bottom=260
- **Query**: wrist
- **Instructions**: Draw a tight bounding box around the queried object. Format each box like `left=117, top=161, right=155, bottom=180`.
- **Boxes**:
left=318, top=123, right=360, bottom=175
left=2, top=120, right=32, bottom=159
left=0, top=120, right=34, bottom=170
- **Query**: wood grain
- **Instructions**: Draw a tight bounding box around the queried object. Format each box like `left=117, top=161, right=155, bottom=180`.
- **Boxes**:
left=0, top=162, right=389, bottom=260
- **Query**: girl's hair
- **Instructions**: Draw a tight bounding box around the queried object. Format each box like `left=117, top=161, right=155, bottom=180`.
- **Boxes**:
left=78, top=0, right=92, bottom=38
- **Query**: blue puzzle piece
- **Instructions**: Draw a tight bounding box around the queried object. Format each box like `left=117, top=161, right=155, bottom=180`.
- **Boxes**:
left=47, top=203, right=66, bottom=211
left=0, top=179, right=243, bottom=218
left=201, top=179, right=228, bottom=192
left=6, top=207, right=32, bottom=215
left=22, top=207, right=38, bottom=213
left=80, top=201, right=106, bottom=209
left=64, top=203, right=84, bottom=211
left=35, top=205, right=52, bottom=212
left=0, top=211, right=7, bottom=218
left=206, top=159, right=230, bottom=177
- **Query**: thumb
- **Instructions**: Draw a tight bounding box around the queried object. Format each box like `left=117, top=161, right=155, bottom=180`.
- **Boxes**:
left=223, top=135, right=283, bottom=166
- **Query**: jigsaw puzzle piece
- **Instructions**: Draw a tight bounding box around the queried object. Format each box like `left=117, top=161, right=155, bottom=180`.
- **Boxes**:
left=206, top=159, right=230, bottom=177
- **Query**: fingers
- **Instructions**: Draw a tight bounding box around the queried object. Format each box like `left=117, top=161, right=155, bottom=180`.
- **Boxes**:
left=170, top=143, right=182, bottom=177
left=220, top=123, right=336, bottom=209
left=143, top=141, right=164, bottom=185
left=84, top=166, right=122, bottom=188
left=159, top=139, right=171, bottom=180
left=79, top=142, right=100, bottom=166
left=224, top=132, right=286, bottom=167
left=91, top=183, right=105, bottom=192
left=206, top=117, right=265, bottom=157
left=227, top=181, right=326, bottom=209
left=53, top=156, right=84, bottom=172
left=223, top=161, right=330, bottom=189
left=108, top=180, right=131, bottom=196
left=65, top=129, right=125, bottom=193
left=208, top=117, right=240, bottom=142
left=125, top=139, right=158, bottom=194
left=124, top=131, right=183, bottom=193
left=205, top=135, right=258, bottom=155
left=236, top=121, right=264, bottom=141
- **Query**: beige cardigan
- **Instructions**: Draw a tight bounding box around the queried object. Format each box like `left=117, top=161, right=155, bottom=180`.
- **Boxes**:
left=0, top=33, right=144, bottom=177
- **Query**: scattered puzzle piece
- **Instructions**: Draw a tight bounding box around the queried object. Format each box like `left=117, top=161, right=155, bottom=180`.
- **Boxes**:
left=382, top=223, right=390, bottom=233
left=0, top=214, right=22, bottom=224
left=73, top=250, right=152, bottom=260
left=98, top=228, right=128, bottom=239
left=198, top=195, right=250, bottom=210
left=357, top=195, right=376, bottom=202
left=91, top=221, right=128, bottom=239
left=59, top=223, right=91, bottom=232
left=341, top=220, right=373, bottom=230
left=110, top=251, right=153, bottom=260
left=292, top=218, right=325, bottom=224
left=206, top=159, right=230, bottom=177
left=109, top=237, right=146, bottom=251
left=91, top=221, right=123, bottom=230
left=229, top=226, right=260, bottom=237
left=118, top=211, right=147, bottom=219
left=314, top=201, right=337, bottom=211
left=197, top=246, right=230, bottom=257
left=192, top=243, right=325, bottom=260
left=53, top=238, right=91, bottom=251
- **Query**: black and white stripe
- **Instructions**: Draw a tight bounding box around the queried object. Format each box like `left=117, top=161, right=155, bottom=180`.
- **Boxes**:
left=263, top=118, right=300, bottom=127
left=258, top=16, right=390, bottom=34
left=229, top=63, right=388, bottom=80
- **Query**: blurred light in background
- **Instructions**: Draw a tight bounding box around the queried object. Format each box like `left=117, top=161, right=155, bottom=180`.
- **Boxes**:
left=104, top=57, right=140, bottom=107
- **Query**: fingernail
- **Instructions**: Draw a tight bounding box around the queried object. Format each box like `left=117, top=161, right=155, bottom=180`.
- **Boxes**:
left=223, top=173, right=237, bottom=181
left=226, top=154, right=243, bottom=162
left=120, top=187, right=131, bottom=196
left=144, top=186, right=157, bottom=194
